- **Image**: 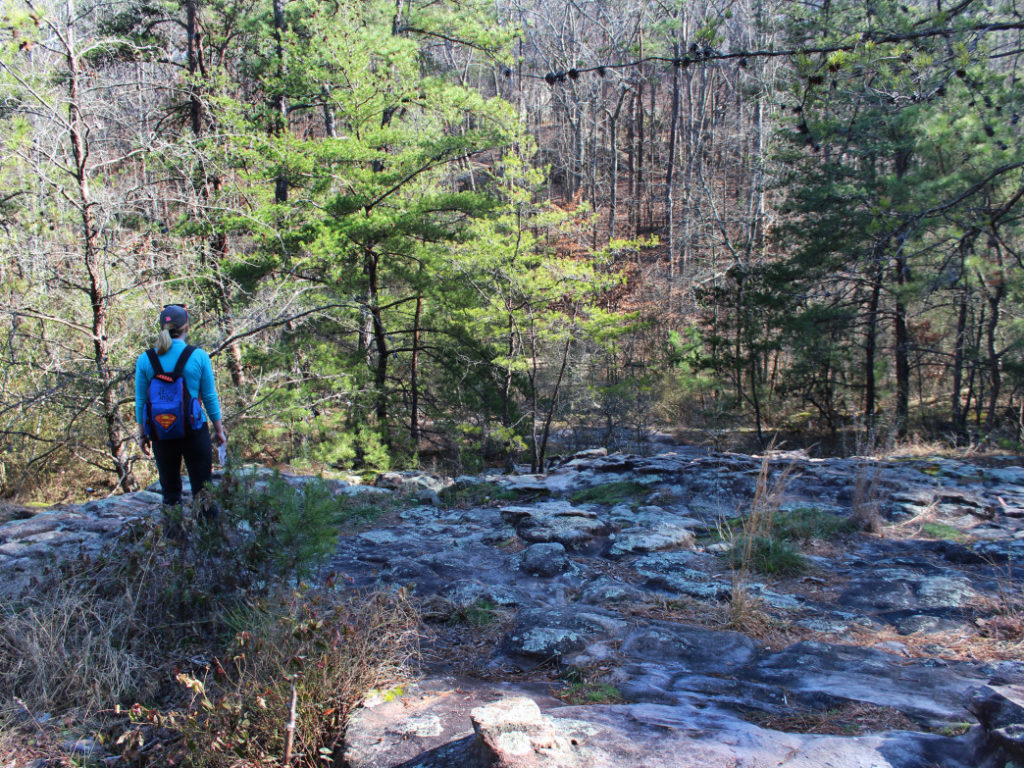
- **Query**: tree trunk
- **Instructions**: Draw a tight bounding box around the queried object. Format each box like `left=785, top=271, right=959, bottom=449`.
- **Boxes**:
left=273, top=0, right=288, bottom=203
left=634, top=79, right=644, bottom=236
left=894, top=253, right=910, bottom=437
left=951, top=232, right=976, bottom=435
left=864, top=262, right=883, bottom=430
left=984, top=278, right=1005, bottom=429
left=537, top=308, right=578, bottom=473
left=185, top=0, right=201, bottom=135
left=410, top=292, right=422, bottom=449
left=66, top=0, right=136, bottom=492
left=502, top=312, right=517, bottom=472
left=211, top=230, right=246, bottom=387
left=665, top=39, right=681, bottom=281
left=952, top=287, right=968, bottom=434
left=528, top=316, right=540, bottom=473
left=966, top=303, right=984, bottom=426
left=321, top=83, right=337, bottom=138
left=366, top=249, right=389, bottom=431
left=646, top=77, right=656, bottom=231
left=749, top=350, right=765, bottom=447
left=606, top=88, right=626, bottom=240
left=187, top=10, right=245, bottom=389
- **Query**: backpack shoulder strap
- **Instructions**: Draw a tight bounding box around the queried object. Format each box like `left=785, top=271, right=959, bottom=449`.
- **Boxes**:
left=171, top=345, right=197, bottom=379
left=146, top=349, right=164, bottom=377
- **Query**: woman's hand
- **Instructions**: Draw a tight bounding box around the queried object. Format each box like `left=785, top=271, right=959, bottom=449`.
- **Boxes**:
left=138, top=429, right=151, bottom=457
left=213, top=420, right=227, bottom=447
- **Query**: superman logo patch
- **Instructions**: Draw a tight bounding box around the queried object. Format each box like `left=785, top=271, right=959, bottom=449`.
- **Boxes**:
left=154, top=414, right=178, bottom=429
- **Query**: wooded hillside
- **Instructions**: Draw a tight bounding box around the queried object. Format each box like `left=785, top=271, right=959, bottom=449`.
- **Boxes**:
left=2, top=0, right=1023, bottom=498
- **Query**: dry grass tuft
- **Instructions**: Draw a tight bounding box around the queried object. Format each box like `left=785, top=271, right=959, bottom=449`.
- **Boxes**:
left=975, top=613, right=1024, bottom=642
left=0, top=563, right=163, bottom=715
left=810, top=619, right=1022, bottom=663
left=849, top=424, right=891, bottom=532
left=724, top=589, right=779, bottom=638
left=974, top=565, right=1024, bottom=645
left=420, top=597, right=519, bottom=678
left=628, top=595, right=804, bottom=651
left=124, top=587, right=421, bottom=768
left=851, top=458, right=883, bottom=533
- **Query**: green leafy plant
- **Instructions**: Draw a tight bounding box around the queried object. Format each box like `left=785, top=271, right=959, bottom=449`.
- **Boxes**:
left=938, top=722, right=972, bottom=737
left=211, top=470, right=350, bottom=584
left=439, top=482, right=523, bottom=509
left=730, top=535, right=806, bottom=575
left=560, top=681, right=622, bottom=705
left=919, top=522, right=969, bottom=542
left=771, top=506, right=858, bottom=542
left=450, top=597, right=501, bottom=627
left=0, top=472, right=393, bottom=724
left=569, top=480, right=649, bottom=506
left=556, top=667, right=622, bottom=705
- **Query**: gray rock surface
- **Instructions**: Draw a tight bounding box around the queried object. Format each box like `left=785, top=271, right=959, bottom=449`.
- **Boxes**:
left=968, top=683, right=1024, bottom=761
left=518, top=543, right=571, bottom=577
left=6, top=446, right=1024, bottom=767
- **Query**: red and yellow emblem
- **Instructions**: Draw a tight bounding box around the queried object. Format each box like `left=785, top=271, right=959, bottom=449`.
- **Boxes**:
left=154, top=414, right=178, bottom=429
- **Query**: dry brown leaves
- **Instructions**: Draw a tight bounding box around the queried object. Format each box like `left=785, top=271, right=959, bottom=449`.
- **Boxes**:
left=745, top=700, right=918, bottom=736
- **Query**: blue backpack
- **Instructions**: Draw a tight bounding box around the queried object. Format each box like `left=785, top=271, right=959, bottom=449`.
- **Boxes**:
left=144, top=346, right=203, bottom=440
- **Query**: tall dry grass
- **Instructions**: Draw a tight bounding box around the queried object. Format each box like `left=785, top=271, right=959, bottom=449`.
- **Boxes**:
left=0, top=542, right=170, bottom=715
left=725, top=450, right=795, bottom=626
left=125, top=587, right=420, bottom=767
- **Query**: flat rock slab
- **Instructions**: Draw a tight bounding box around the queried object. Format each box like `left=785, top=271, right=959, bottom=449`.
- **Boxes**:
left=618, top=621, right=758, bottom=675
left=504, top=609, right=630, bottom=661
left=968, top=683, right=1024, bottom=761
left=749, top=641, right=988, bottom=726
left=344, top=680, right=981, bottom=768
left=344, top=677, right=563, bottom=768
left=502, top=502, right=609, bottom=550
left=839, top=569, right=982, bottom=612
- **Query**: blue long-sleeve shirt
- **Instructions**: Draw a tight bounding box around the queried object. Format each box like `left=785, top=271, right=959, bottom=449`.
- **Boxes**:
left=135, top=339, right=222, bottom=426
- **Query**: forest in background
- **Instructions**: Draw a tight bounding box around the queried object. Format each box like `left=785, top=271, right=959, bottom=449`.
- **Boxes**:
left=1, top=0, right=1023, bottom=500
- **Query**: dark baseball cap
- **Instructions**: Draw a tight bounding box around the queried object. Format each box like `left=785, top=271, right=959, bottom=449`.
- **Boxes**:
left=159, top=304, right=189, bottom=329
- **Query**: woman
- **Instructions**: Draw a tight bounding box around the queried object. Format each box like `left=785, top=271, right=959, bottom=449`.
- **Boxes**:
left=136, top=304, right=227, bottom=511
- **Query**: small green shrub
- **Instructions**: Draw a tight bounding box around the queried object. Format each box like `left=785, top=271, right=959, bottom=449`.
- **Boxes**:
left=439, top=482, right=522, bottom=509
left=721, top=505, right=852, bottom=577
left=731, top=535, right=806, bottom=575
left=0, top=472, right=369, bottom=717
left=333, top=491, right=399, bottom=524
left=920, top=522, right=969, bottom=542
left=212, top=470, right=367, bottom=584
left=450, top=597, right=501, bottom=627
left=771, top=506, right=858, bottom=542
left=938, top=722, right=972, bottom=737
left=569, top=481, right=649, bottom=506
left=557, top=667, right=622, bottom=705
left=995, top=436, right=1023, bottom=452
left=230, top=474, right=339, bottom=580
left=0, top=471, right=423, bottom=768
left=560, top=681, right=622, bottom=705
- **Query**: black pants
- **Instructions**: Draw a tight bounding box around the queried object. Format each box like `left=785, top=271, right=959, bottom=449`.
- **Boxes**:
left=152, top=423, right=213, bottom=506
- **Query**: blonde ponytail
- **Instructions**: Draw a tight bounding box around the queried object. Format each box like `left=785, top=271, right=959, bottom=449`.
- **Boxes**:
left=155, top=327, right=174, bottom=355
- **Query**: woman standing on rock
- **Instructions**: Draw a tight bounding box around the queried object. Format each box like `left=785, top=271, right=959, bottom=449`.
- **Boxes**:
left=135, top=304, right=227, bottom=514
